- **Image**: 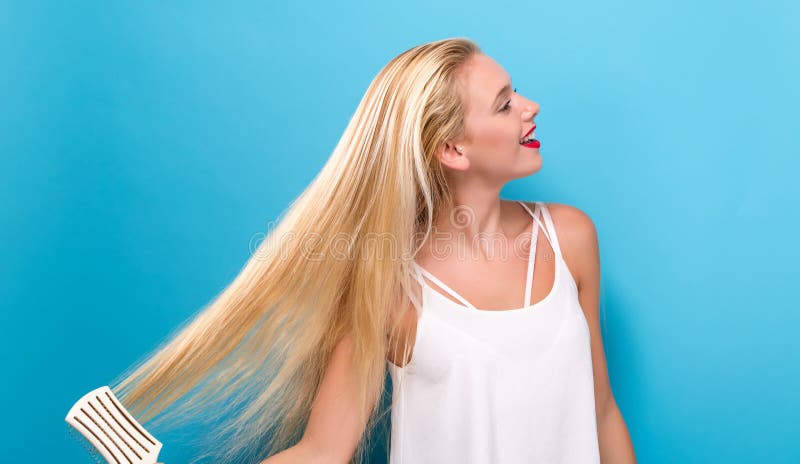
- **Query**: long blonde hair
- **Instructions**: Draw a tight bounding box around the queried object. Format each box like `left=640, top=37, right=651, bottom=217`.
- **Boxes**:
left=110, top=37, right=481, bottom=463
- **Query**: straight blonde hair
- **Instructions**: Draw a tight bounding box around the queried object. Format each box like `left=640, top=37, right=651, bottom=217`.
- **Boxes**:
left=110, top=37, right=481, bottom=464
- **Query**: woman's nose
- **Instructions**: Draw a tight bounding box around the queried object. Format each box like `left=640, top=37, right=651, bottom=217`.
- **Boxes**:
left=522, top=104, right=538, bottom=121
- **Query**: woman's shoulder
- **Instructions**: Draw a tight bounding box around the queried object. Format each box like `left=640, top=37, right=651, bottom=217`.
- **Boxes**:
left=508, top=199, right=594, bottom=240
left=520, top=200, right=598, bottom=288
left=515, top=200, right=594, bottom=229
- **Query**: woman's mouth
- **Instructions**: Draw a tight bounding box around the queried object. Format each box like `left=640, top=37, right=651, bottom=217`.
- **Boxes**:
left=519, top=124, right=540, bottom=149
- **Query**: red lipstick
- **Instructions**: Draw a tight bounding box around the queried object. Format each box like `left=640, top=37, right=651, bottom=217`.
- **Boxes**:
left=520, top=124, right=540, bottom=149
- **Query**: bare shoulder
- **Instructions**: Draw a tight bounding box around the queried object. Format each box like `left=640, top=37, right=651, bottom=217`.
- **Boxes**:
left=544, top=202, right=596, bottom=234
left=519, top=201, right=595, bottom=236
left=524, top=201, right=598, bottom=290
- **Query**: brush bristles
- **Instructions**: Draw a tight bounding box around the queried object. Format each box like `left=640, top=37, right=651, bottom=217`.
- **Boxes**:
left=65, top=386, right=162, bottom=464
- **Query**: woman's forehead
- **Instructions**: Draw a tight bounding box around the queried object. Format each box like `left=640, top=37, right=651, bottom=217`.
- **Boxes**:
left=461, top=54, right=510, bottom=114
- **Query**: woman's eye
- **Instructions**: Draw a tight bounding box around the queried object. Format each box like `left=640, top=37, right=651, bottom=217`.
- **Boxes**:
left=500, top=88, right=518, bottom=112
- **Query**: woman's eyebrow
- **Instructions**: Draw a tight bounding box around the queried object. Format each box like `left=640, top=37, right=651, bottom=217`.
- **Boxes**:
left=492, top=82, right=512, bottom=108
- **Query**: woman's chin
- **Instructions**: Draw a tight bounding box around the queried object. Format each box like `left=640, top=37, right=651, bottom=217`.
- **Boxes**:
left=523, top=153, right=543, bottom=174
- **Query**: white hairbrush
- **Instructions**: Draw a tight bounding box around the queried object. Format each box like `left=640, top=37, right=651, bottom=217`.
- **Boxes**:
left=65, top=386, right=164, bottom=464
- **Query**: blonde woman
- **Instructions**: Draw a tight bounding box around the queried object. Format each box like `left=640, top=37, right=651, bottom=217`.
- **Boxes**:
left=110, top=37, right=636, bottom=464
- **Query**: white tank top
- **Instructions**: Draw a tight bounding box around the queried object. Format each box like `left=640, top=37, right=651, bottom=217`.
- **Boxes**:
left=387, top=201, right=600, bottom=463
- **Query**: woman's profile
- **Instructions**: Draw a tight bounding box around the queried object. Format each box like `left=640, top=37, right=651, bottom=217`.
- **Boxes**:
left=109, top=37, right=636, bottom=463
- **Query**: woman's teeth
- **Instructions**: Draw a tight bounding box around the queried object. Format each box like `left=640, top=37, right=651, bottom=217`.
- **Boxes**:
left=520, top=130, right=541, bottom=149
left=520, top=132, right=536, bottom=144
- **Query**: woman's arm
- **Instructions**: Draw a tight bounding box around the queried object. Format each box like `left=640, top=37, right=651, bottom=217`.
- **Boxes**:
left=597, top=399, right=636, bottom=463
left=259, top=442, right=334, bottom=464
left=260, top=333, right=374, bottom=464
left=555, top=203, right=636, bottom=462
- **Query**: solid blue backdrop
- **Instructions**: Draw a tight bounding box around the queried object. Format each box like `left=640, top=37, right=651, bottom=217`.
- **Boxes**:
left=2, top=1, right=798, bottom=462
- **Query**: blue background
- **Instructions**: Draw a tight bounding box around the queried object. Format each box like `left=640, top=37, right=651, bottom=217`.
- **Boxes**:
left=2, top=1, right=798, bottom=462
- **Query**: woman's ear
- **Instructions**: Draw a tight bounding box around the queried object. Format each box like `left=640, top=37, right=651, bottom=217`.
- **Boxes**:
left=437, top=142, right=470, bottom=171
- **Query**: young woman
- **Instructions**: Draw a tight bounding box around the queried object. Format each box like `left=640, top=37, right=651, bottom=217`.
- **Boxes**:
left=110, top=38, right=636, bottom=464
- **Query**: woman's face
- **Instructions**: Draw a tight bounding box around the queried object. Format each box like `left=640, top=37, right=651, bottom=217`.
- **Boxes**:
left=443, top=53, right=541, bottom=183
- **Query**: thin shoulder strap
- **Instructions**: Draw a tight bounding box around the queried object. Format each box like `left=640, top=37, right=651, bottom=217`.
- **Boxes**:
left=516, top=200, right=554, bottom=250
left=516, top=201, right=550, bottom=240
left=522, top=203, right=541, bottom=307
left=536, top=201, right=562, bottom=258
left=412, top=262, right=477, bottom=309
left=518, top=201, right=559, bottom=307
